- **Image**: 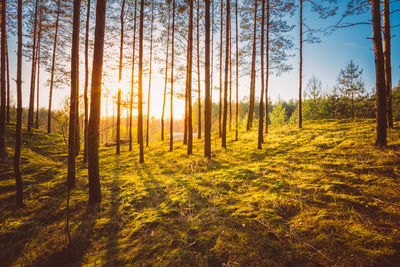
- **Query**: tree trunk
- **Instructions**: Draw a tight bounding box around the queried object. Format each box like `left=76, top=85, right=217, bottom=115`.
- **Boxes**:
left=371, top=0, right=387, bottom=146
left=246, top=0, right=257, bottom=131
left=265, top=0, right=269, bottom=133
left=170, top=0, right=175, bottom=152
left=35, top=21, right=42, bottom=129
left=184, top=81, right=188, bottom=145
left=6, top=34, right=10, bottom=123
left=88, top=0, right=106, bottom=204
left=146, top=0, right=154, bottom=147
left=383, top=0, right=392, bottom=128
left=351, top=92, right=354, bottom=119
left=48, top=0, right=61, bottom=134
left=204, top=0, right=211, bottom=158
left=229, top=18, right=232, bottom=132
left=211, top=0, right=214, bottom=125
left=235, top=0, right=238, bottom=141
left=0, top=0, right=6, bottom=157
left=130, top=0, right=137, bottom=151
left=14, top=0, right=24, bottom=208
left=161, top=7, right=171, bottom=142
left=197, top=0, right=201, bottom=139
left=187, top=0, right=194, bottom=155
left=138, top=0, right=145, bottom=162
left=221, top=0, right=230, bottom=148
left=258, top=0, right=265, bottom=150
left=68, top=0, right=81, bottom=189
left=28, top=0, right=39, bottom=133
left=117, top=0, right=126, bottom=155
left=116, top=89, right=121, bottom=154
left=75, top=7, right=81, bottom=157
left=219, top=0, right=223, bottom=138
left=83, top=0, right=91, bottom=162
left=298, top=0, right=303, bottom=128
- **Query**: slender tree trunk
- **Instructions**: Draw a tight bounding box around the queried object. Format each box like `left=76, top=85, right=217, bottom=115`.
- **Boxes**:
left=117, top=0, right=126, bottom=155
left=83, top=0, right=91, bottom=162
left=204, top=0, right=211, bottom=158
left=184, top=80, right=188, bottom=145
left=138, top=0, right=145, bottom=162
left=112, top=100, right=115, bottom=140
left=235, top=0, right=238, bottom=141
left=14, top=0, right=24, bottom=208
left=383, top=0, right=392, bottom=128
left=0, top=0, right=7, bottom=157
left=351, top=92, right=354, bottom=119
left=371, top=0, right=387, bottom=146
left=28, top=0, right=39, bottom=132
left=35, top=22, right=42, bottom=129
left=265, top=0, right=269, bottom=133
left=221, top=0, right=230, bottom=148
left=68, top=0, right=81, bottom=189
left=170, top=0, right=175, bottom=152
left=126, top=108, right=129, bottom=139
left=187, top=0, right=194, bottom=155
left=161, top=7, right=170, bottom=142
left=88, top=0, right=106, bottom=204
left=258, top=0, right=265, bottom=149
left=116, top=89, right=121, bottom=154
left=75, top=9, right=81, bottom=158
left=6, top=35, right=10, bottom=123
left=298, top=0, right=303, bottom=128
left=219, top=0, right=223, bottom=138
left=211, top=0, right=214, bottom=122
left=48, top=0, right=61, bottom=134
left=146, top=0, right=154, bottom=147
left=229, top=17, right=232, bottom=131
left=197, top=0, right=201, bottom=139
left=130, top=0, right=137, bottom=151
left=246, top=0, right=257, bottom=131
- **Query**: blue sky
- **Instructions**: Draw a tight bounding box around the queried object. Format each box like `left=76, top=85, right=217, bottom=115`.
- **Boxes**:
left=267, top=0, right=400, bottom=101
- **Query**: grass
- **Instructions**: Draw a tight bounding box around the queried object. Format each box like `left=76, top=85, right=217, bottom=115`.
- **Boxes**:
left=1, top=119, right=400, bottom=266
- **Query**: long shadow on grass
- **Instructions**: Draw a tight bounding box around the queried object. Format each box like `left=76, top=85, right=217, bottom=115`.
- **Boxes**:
left=0, top=176, right=98, bottom=267
left=36, top=207, right=99, bottom=267
left=104, top=156, right=123, bottom=265
left=132, top=161, right=167, bottom=209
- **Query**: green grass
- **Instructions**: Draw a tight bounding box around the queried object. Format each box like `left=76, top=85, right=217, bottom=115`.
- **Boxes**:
left=1, top=119, right=400, bottom=266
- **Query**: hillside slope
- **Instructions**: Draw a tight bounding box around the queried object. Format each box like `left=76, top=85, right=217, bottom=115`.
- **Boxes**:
left=1, top=120, right=400, bottom=266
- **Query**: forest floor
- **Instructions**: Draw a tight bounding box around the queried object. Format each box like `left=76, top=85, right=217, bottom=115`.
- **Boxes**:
left=1, top=119, right=400, bottom=266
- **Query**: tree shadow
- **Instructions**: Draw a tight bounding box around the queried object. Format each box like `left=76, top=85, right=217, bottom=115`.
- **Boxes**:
left=104, top=156, right=123, bottom=266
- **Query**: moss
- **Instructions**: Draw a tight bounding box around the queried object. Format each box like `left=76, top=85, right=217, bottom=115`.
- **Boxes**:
left=1, top=120, right=400, bottom=266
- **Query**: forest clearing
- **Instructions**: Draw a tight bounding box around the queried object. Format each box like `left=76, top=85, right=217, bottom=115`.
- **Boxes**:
left=1, top=0, right=399, bottom=265
left=1, top=120, right=400, bottom=266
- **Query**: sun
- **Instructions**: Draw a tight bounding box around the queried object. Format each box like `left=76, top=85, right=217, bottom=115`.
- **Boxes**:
left=101, top=74, right=186, bottom=120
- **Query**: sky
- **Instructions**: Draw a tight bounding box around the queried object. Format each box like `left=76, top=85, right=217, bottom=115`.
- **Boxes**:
left=7, top=1, right=400, bottom=120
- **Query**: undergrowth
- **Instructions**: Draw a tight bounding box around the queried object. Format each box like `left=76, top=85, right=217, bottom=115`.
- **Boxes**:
left=1, top=119, right=400, bottom=266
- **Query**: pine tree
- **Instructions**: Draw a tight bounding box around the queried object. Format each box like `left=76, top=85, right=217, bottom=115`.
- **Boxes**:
left=0, top=0, right=7, bottom=157
left=204, top=0, right=212, bottom=158
left=47, top=0, right=61, bottom=134
left=335, top=60, right=365, bottom=119
left=221, top=0, right=230, bottom=148
left=370, top=0, right=386, bottom=146
left=138, top=0, right=145, bottom=163
left=14, top=0, right=24, bottom=208
left=88, top=0, right=107, bottom=204
left=83, top=0, right=91, bottom=162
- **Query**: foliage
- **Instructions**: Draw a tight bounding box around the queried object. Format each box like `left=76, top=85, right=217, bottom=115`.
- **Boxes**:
left=269, top=100, right=287, bottom=125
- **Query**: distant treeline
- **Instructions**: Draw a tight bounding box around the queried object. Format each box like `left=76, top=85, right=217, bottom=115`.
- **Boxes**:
left=7, top=81, right=399, bottom=144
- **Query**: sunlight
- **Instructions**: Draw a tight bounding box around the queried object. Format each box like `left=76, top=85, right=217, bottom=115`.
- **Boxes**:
left=101, top=75, right=186, bottom=120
